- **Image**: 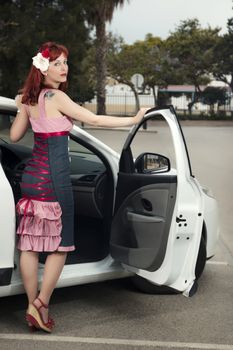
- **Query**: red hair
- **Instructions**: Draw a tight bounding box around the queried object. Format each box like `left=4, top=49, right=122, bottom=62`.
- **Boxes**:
left=21, top=42, right=69, bottom=105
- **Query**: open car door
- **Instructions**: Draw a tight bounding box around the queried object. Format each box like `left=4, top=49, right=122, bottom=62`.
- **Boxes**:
left=110, top=106, right=204, bottom=295
left=0, top=146, right=15, bottom=287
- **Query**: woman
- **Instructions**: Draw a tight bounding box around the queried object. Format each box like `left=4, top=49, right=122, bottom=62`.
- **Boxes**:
left=10, top=41, right=148, bottom=333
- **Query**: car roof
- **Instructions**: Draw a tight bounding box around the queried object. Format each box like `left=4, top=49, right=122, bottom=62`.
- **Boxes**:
left=0, top=96, right=17, bottom=112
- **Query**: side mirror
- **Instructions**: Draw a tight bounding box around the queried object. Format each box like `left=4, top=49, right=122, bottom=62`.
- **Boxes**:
left=135, top=153, right=170, bottom=173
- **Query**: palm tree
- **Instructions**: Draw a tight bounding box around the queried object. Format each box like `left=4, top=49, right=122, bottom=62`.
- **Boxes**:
left=86, top=0, right=128, bottom=114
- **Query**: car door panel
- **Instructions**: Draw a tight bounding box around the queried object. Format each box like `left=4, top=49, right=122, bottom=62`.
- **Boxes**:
left=0, top=160, right=15, bottom=284
left=110, top=106, right=204, bottom=293
left=114, top=172, right=177, bottom=211
left=111, top=174, right=177, bottom=271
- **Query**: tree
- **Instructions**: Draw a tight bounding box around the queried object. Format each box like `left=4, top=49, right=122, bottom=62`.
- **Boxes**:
left=0, top=0, right=93, bottom=101
left=136, top=34, right=182, bottom=106
left=212, top=18, right=233, bottom=92
left=166, top=19, right=220, bottom=111
left=84, top=0, right=128, bottom=115
left=201, top=86, right=229, bottom=112
left=107, top=33, right=182, bottom=110
left=108, top=39, right=146, bottom=111
left=75, top=45, right=97, bottom=104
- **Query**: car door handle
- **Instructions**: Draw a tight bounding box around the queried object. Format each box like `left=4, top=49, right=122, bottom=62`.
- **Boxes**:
left=127, top=211, right=164, bottom=223
left=141, top=198, right=153, bottom=212
left=176, top=217, right=186, bottom=223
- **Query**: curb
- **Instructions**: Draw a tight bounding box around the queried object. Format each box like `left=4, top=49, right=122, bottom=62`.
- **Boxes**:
left=81, top=126, right=158, bottom=133
left=75, top=120, right=233, bottom=132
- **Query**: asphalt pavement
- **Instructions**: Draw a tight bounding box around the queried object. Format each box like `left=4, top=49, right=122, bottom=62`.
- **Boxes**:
left=0, top=121, right=233, bottom=350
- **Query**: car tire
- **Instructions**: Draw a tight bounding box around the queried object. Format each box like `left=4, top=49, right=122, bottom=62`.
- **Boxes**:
left=195, top=235, right=207, bottom=279
left=131, top=275, right=179, bottom=294
left=131, top=235, right=207, bottom=294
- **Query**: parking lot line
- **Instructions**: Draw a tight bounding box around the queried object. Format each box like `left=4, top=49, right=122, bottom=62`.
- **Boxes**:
left=206, top=261, right=229, bottom=266
left=0, top=334, right=233, bottom=349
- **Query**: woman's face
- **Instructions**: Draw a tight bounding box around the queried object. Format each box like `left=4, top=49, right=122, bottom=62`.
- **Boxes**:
left=44, top=53, right=68, bottom=88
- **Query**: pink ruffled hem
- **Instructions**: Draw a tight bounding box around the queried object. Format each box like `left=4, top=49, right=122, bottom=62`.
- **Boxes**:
left=17, top=236, right=75, bottom=252
left=16, top=198, right=74, bottom=252
left=17, top=235, right=62, bottom=252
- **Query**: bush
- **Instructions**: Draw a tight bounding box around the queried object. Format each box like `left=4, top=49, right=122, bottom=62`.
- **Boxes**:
left=176, top=111, right=233, bottom=120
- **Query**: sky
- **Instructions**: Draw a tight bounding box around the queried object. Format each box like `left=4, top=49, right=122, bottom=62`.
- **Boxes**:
left=107, top=0, right=232, bottom=44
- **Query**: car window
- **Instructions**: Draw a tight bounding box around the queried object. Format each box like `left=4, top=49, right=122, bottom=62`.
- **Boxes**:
left=68, top=135, right=93, bottom=154
left=68, top=137, right=106, bottom=174
left=130, top=115, right=177, bottom=170
left=0, top=111, right=15, bottom=143
left=0, top=110, right=34, bottom=147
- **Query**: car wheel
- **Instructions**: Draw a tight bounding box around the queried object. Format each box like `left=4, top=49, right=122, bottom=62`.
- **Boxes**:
left=131, top=236, right=207, bottom=294
left=131, top=275, right=179, bottom=294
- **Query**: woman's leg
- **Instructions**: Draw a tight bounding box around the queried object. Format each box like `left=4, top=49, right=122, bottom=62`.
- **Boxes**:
left=20, top=251, right=39, bottom=304
left=34, top=252, right=67, bottom=322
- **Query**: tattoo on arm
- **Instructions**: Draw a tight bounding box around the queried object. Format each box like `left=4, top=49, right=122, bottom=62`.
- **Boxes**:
left=45, top=91, right=55, bottom=99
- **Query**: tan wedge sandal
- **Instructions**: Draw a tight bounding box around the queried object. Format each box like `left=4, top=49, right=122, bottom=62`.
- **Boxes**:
left=26, top=297, right=55, bottom=333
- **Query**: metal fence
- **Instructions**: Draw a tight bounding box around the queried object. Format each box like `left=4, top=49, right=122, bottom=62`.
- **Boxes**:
left=83, top=93, right=233, bottom=116
left=84, top=94, right=154, bottom=115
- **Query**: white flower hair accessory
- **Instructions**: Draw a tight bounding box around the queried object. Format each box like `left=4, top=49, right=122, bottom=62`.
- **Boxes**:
left=32, top=48, right=50, bottom=73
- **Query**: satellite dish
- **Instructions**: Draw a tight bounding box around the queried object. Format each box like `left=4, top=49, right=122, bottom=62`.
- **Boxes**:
left=131, top=73, right=144, bottom=89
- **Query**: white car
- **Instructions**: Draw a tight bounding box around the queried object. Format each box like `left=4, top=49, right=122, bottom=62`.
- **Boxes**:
left=0, top=96, right=219, bottom=298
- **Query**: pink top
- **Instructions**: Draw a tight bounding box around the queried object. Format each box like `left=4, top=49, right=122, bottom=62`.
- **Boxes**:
left=26, top=88, right=73, bottom=133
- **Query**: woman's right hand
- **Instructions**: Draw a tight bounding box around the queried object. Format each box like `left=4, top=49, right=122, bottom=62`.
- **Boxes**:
left=134, top=108, right=150, bottom=124
left=15, top=94, right=23, bottom=109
